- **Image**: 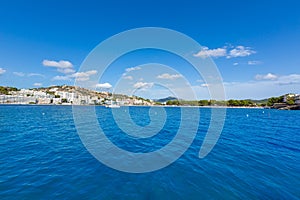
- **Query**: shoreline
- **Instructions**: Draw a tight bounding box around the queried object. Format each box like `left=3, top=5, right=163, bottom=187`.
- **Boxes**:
left=0, top=103, right=265, bottom=109
left=1, top=104, right=299, bottom=110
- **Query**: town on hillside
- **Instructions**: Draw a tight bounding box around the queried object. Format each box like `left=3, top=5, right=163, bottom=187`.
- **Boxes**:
left=0, top=85, right=154, bottom=106
left=0, top=85, right=299, bottom=109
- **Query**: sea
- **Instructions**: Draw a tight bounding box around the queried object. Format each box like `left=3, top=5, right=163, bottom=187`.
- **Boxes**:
left=0, top=105, right=299, bottom=199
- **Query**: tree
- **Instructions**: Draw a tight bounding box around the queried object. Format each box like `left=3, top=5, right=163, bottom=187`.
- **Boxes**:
left=199, top=100, right=209, bottom=106
left=286, top=96, right=295, bottom=105
left=166, top=100, right=180, bottom=105
left=227, top=99, right=254, bottom=106
left=0, top=86, right=19, bottom=95
left=227, top=99, right=238, bottom=106
left=286, top=99, right=295, bottom=105
left=267, top=96, right=284, bottom=106
left=209, top=100, right=216, bottom=106
left=47, top=91, right=55, bottom=95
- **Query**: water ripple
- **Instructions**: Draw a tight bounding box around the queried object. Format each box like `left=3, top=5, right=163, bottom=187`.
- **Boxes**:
left=0, top=105, right=299, bottom=199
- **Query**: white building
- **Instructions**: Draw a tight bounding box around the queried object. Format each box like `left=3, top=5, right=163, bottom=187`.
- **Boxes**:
left=295, top=94, right=300, bottom=104
left=34, top=91, right=49, bottom=98
left=283, top=93, right=296, bottom=103
left=52, top=98, right=61, bottom=104
left=76, top=95, right=90, bottom=105
left=19, top=89, right=34, bottom=96
left=133, top=99, right=143, bottom=105
left=49, top=88, right=58, bottom=92
left=55, top=91, right=79, bottom=103
left=37, top=97, right=52, bottom=104
left=90, top=96, right=100, bottom=104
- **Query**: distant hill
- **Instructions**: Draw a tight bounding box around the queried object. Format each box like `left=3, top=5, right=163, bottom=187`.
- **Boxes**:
left=250, top=98, right=269, bottom=104
left=0, top=86, right=20, bottom=95
left=154, top=97, right=270, bottom=104
left=154, top=96, right=178, bottom=103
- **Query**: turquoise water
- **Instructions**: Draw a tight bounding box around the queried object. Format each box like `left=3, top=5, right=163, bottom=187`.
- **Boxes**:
left=0, top=105, right=299, bottom=199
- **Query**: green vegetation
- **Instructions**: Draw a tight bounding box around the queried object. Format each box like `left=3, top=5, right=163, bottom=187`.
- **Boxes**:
left=156, top=96, right=178, bottom=103
left=205, top=100, right=227, bottom=106
left=165, top=99, right=227, bottom=106
left=166, top=100, right=180, bottom=106
left=284, top=95, right=295, bottom=105
left=156, top=96, right=295, bottom=107
left=0, top=86, right=19, bottom=95
left=198, top=100, right=210, bottom=106
left=1, top=85, right=297, bottom=108
left=227, top=99, right=254, bottom=107
left=198, top=100, right=226, bottom=106
left=267, top=96, right=284, bottom=106
left=181, top=100, right=199, bottom=106
left=286, top=99, right=295, bottom=105
left=46, top=91, right=55, bottom=95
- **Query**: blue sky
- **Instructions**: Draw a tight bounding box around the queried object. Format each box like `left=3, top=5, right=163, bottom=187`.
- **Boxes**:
left=0, top=0, right=300, bottom=99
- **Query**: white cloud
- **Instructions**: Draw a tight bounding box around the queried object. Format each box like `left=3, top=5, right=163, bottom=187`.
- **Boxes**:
left=191, top=74, right=300, bottom=100
left=248, top=60, right=262, bottom=65
left=57, top=68, right=75, bottom=74
left=33, top=83, right=42, bottom=87
left=276, top=74, right=300, bottom=85
left=223, top=74, right=300, bottom=99
left=227, top=46, right=256, bottom=58
left=122, top=67, right=142, bottom=77
left=43, top=59, right=75, bottom=75
left=0, top=68, right=6, bottom=75
left=200, top=83, right=209, bottom=87
left=73, top=77, right=88, bottom=82
left=255, top=73, right=278, bottom=81
left=44, top=59, right=97, bottom=82
left=95, top=83, right=112, bottom=89
left=13, top=72, right=25, bottom=77
left=13, top=72, right=45, bottom=78
left=125, top=66, right=141, bottom=72
left=133, top=82, right=154, bottom=89
left=43, top=60, right=73, bottom=69
left=157, top=73, right=182, bottom=80
left=194, top=45, right=256, bottom=59
left=233, top=62, right=239, bottom=66
left=52, top=70, right=97, bottom=82
left=28, top=73, right=45, bottom=78
left=69, top=70, right=97, bottom=81
left=52, top=75, right=71, bottom=81
left=194, top=46, right=227, bottom=58
left=123, top=75, right=133, bottom=80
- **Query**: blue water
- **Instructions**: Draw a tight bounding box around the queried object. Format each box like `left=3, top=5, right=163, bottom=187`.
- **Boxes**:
left=0, top=105, right=299, bottom=199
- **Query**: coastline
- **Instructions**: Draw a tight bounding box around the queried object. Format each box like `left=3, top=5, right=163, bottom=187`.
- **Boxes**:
left=0, top=103, right=266, bottom=109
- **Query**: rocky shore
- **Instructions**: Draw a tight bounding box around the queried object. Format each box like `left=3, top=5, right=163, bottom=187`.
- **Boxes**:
left=272, top=103, right=300, bottom=110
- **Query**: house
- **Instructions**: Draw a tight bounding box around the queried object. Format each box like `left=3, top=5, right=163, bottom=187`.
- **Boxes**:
left=283, top=93, right=296, bottom=103
left=37, top=97, right=52, bottom=104
left=295, top=94, right=300, bottom=104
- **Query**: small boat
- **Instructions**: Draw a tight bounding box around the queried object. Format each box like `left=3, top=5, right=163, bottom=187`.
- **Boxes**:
left=105, top=99, right=120, bottom=108
left=106, top=104, right=120, bottom=108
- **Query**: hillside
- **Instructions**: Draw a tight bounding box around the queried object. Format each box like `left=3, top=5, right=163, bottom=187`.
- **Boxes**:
left=154, top=96, right=178, bottom=103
